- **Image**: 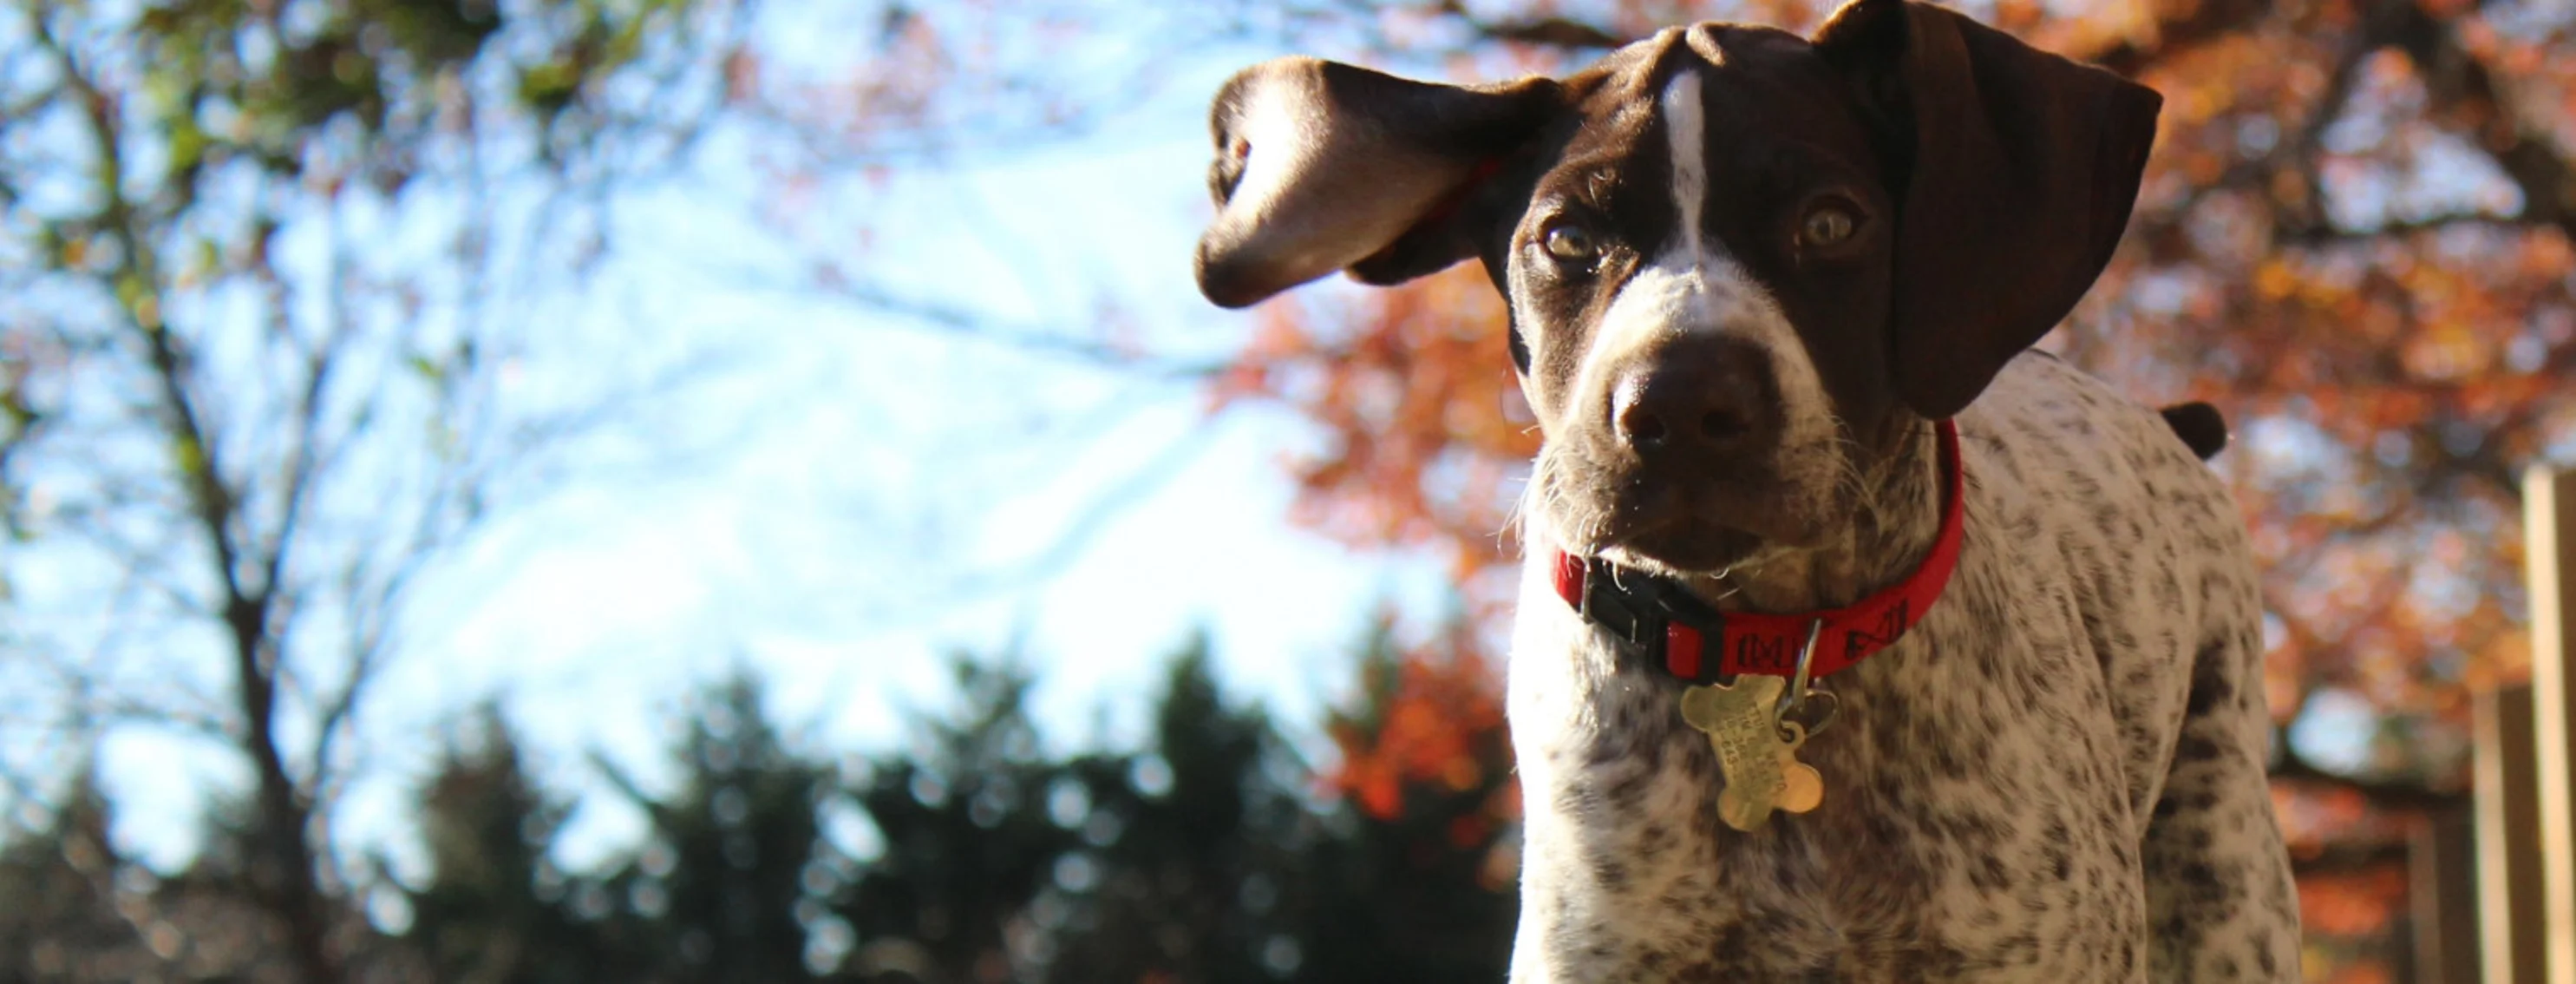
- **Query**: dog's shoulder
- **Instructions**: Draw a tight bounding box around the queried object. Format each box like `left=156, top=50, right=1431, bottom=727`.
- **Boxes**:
left=1963, top=354, right=2240, bottom=528
left=1974, top=354, right=2195, bottom=459
left=1960, top=352, right=2255, bottom=600
left=1955, top=350, right=2266, bottom=817
left=1952, top=351, right=2258, bottom=704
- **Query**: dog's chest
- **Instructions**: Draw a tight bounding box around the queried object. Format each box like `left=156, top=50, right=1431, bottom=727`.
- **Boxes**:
left=1509, top=574, right=2148, bottom=979
left=1504, top=361, right=2228, bottom=981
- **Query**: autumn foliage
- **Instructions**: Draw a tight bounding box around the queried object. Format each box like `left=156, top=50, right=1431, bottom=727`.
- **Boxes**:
left=1218, top=266, right=1536, bottom=589
left=1324, top=616, right=1516, bottom=823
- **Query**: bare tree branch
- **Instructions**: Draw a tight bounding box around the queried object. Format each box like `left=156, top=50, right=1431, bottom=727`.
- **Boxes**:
left=2273, top=742, right=2471, bottom=813
left=4, top=2, right=771, bottom=977
left=1433, top=0, right=1625, bottom=49
left=2385, top=0, right=2576, bottom=242
left=26, top=10, right=343, bottom=980
left=2278, top=213, right=2528, bottom=246
left=805, top=278, right=1236, bottom=377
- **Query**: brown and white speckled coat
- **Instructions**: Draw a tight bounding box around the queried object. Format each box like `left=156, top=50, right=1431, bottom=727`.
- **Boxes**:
left=1190, top=0, right=2301, bottom=979
left=1508, top=355, right=2294, bottom=980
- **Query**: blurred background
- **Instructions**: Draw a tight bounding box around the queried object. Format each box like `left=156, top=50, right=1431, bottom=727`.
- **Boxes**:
left=2, top=0, right=2573, bottom=981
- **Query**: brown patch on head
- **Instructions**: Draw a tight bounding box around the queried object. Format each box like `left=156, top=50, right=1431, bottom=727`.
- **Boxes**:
left=1498, top=25, right=1904, bottom=571
left=1190, top=0, right=2160, bottom=574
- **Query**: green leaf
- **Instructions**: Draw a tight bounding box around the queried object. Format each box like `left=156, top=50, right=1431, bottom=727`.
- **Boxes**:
left=171, top=434, right=206, bottom=481
left=517, top=60, right=581, bottom=115
left=405, top=353, right=447, bottom=385
left=167, top=119, right=207, bottom=176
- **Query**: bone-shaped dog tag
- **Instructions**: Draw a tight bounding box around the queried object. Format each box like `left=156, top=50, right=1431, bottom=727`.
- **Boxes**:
left=1679, top=676, right=1825, bottom=831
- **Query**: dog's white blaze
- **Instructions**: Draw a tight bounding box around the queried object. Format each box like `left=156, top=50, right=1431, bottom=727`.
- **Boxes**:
left=1581, top=72, right=1728, bottom=364
left=1663, top=73, right=1707, bottom=260
left=1561, top=69, right=1840, bottom=546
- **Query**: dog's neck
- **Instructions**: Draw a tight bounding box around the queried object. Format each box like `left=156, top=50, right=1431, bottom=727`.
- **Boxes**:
left=1681, top=417, right=1947, bottom=615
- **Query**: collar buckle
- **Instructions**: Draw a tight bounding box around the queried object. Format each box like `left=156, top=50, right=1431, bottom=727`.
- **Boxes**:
left=1579, top=557, right=1664, bottom=652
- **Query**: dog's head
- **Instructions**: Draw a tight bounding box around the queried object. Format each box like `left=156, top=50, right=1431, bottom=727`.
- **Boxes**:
left=1193, top=0, right=2158, bottom=574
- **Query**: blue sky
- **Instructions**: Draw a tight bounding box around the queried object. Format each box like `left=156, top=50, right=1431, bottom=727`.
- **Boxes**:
left=42, top=0, right=2520, bottom=876
left=63, top=9, right=1474, bottom=876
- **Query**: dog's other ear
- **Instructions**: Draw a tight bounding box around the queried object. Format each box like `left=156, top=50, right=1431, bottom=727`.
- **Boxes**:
left=2159, top=401, right=2228, bottom=461
left=1813, top=0, right=2161, bottom=419
left=1193, top=57, right=1559, bottom=309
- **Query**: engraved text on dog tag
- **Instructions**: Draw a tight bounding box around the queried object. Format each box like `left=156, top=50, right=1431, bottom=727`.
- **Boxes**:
left=1679, top=676, right=1825, bottom=831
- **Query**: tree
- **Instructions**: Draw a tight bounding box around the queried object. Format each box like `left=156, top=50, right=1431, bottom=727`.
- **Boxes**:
left=833, top=634, right=1523, bottom=984
left=397, top=678, right=852, bottom=984
left=0, top=774, right=158, bottom=982
left=1041, top=639, right=1315, bottom=982
left=0, top=770, right=335, bottom=982
left=402, top=705, right=608, bottom=984
left=1, top=629, right=1543, bottom=981
left=599, top=675, right=842, bottom=982
left=0, top=3, right=753, bottom=981
left=1293, top=614, right=1519, bottom=983
left=840, top=659, right=1076, bottom=982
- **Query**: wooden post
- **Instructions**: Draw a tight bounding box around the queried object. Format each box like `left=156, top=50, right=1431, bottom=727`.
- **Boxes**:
left=2526, top=468, right=2576, bottom=984
left=2479, top=682, right=2547, bottom=984
left=2416, top=803, right=2481, bottom=984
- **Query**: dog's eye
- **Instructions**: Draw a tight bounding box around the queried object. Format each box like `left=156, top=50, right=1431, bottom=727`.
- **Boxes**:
left=1542, top=222, right=1601, bottom=266
left=1800, top=203, right=1859, bottom=249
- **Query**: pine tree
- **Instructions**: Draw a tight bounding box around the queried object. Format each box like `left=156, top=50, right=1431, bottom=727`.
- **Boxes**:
left=0, top=774, right=154, bottom=982
left=403, top=704, right=614, bottom=983
left=841, top=658, right=1073, bottom=983
left=1043, top=636, right=1316, bottom=982
left=593, top=674, right=841, bottom=982
left=832, top=632, right=1523, bottom=983
left=0, top=774, right=317, bottom=982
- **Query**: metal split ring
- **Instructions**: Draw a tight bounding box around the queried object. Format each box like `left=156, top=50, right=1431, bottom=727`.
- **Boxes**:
left=1777, top=619, right=1840, bottom=738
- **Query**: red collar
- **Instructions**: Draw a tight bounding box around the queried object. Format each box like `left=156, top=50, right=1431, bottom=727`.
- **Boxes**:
left=1546, top=419, right=1965, bottom=683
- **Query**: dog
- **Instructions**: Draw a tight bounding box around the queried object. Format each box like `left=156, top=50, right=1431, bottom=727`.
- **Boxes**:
left=1187, top=0, right=2298, bottom=979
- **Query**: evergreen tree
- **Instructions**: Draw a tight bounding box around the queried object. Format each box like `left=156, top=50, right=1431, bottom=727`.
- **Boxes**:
left=594, top=674, right=841, bottom=983
left=0, top=774, right=314, bottom=982
left=3, top=640, right=1527, bottom=982
left=1289, top=617, right=1518, bottom=984
left=1043, top=637, right=1315, bottom=982
left=0, top=775, right=154, bottom=982
left=835, top=632, right=1521, bottom=983
left=403, top=705, right=613, bottom=983
left=841, top=659, right=1074, bottom=982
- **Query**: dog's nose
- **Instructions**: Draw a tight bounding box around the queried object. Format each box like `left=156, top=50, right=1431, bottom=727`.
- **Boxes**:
left=1610, top=338, right=1776, bottom=461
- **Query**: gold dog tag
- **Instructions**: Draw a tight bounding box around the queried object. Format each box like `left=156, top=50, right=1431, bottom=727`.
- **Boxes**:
left=1679, top=676, right=1826, bottom=831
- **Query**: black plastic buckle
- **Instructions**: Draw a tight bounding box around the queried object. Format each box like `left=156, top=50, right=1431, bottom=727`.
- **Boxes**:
left=1579, top=557, right=1734, bottom=681
left=1579, top=557, right=1665, bottom=659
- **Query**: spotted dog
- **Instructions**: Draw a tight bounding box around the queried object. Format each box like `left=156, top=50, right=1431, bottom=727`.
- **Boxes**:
left=1187, top=0, right=2298, bottom=980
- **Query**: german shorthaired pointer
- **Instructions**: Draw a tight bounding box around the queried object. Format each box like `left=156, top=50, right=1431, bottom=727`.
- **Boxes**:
left=1189, top=0, right=2299, bottom=979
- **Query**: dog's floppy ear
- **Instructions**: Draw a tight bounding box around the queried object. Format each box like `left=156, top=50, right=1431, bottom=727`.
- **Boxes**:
left=1813, top=0, right=2161, bottom=419
left=1193, top=57, right=1560, bottom=309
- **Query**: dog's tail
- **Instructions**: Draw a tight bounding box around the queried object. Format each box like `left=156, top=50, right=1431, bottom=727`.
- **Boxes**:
left=2160, top=402, right=2227, bottom=461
